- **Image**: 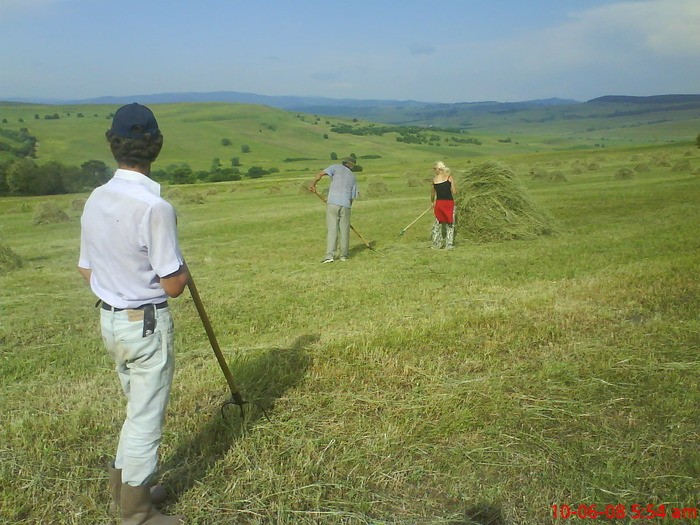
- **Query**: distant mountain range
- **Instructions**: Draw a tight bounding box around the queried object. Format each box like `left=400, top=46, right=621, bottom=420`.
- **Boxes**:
left=2, top=92, right=699, bottom=129
left=1, top=90, right=581, bottom=110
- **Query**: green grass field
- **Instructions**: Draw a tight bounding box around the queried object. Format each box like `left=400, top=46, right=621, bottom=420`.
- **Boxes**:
left=0, top=104, right=699, bottom=524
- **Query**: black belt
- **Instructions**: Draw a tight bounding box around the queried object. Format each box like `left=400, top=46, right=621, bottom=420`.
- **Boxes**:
left=100, top=301, right=168, bottom=312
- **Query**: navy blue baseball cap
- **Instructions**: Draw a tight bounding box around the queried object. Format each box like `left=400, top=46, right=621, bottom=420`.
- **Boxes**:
left=109, top=103, right=161, bottom=139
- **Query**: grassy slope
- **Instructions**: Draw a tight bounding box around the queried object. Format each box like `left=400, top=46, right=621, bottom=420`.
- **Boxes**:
left=1, top=132, right=698, bottom=523
left=1, top=100, right=699, bottom=173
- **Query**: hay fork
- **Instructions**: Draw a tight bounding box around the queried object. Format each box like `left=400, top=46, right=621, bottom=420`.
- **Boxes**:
left=187, top=271, right=267, bottom=420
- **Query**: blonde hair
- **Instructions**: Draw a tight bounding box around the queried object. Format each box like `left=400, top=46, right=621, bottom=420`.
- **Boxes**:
left=433, top=160, right=450, bottom=173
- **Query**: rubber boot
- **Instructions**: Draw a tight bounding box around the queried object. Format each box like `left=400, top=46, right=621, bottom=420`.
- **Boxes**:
left=431, top=219, right=443, bottom=249
left=445, top=223, right=455, bottom=250
left=121, top=483, right=185, bottom=525
left=110, top=464, right=167, bottom=514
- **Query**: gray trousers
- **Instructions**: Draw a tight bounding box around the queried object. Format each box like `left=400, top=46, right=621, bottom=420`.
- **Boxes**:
left=326, top=204, right=351, bottom=259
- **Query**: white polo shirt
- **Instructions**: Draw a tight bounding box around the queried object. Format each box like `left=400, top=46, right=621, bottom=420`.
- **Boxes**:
left=79, top=169, right=184, bottom=309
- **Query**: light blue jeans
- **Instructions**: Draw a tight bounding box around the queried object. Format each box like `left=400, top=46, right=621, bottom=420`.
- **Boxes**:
left=326, top=204, right=351, bottom=259
left=100, top=306, right=175, bottom=486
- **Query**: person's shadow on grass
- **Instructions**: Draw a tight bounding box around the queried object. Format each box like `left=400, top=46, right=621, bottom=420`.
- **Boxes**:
left=160, top=333, right=316, bottom=503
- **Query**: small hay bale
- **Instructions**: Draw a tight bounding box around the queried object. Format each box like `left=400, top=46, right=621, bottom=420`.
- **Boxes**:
left=71, top=198, right=86, bottom=212
left=166, top=188, right=183, bottom=200
left=587, top=162, right=601, bottom=171
left=649, top=156, right=670, bottom=167
left=529, top=167, right=549, bottom=180
left=405, top=171, right=426, bottom=187
left=634, top=163, right=650, bottom=173
left=455, top=161, right=555, bottom=242
left=0, top=242, right=23, bottom=273
left=671, top=159, right=692, bottom=173
left=179, top=193, right=206, bottom=205
left=614, top=168, right=635, bottom=180
left=365, top=180, right=392, bottom=197
left=267, top=185, right=282, bottom=195
left=549, top=170, right=567, bottom=182
left=32, top=202, right=69, bottom=225
left=205, top=189, right=219, bottom=196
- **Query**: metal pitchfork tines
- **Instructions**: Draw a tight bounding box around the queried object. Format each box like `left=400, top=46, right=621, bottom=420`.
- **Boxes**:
left=187, top=271, right=268, bottom=421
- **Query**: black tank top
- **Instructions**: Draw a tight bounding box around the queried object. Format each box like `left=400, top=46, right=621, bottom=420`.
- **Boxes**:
left=433, top=179, right=453, bottom=201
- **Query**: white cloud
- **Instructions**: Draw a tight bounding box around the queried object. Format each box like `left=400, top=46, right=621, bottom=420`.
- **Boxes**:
left=403, top=0, right=700, bottom=101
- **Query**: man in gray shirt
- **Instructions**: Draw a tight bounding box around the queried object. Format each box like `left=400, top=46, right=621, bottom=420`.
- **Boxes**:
left=309, top=157, right=359, bottom=263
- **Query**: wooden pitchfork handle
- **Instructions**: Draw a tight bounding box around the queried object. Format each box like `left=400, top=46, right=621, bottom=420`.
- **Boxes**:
left=186, top=273, right=248, bottom=416
left=310, top=190, right=372, bottom=250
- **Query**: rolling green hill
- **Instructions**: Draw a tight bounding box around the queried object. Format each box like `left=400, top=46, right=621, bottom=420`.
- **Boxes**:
left=1, top=98, right=698, bottom=178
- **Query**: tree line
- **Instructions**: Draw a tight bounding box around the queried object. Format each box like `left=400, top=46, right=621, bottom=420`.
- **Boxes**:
left=0, top=157, right=290, bottom=196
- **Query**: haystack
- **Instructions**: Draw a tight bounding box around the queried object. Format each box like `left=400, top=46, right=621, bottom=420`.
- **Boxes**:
left=671, top=159, right=692, bottom=173
left=614, top=168, right=635, bottom=180
left=404, top=171, right=425, bottom=188
left=298, top=182, right=310, bottom=195
left=32, top=202, right=69, bottom=226
left=179, top=193, right=206, bottom=205
left=71, top=198, right=86, bottom=212
left=0, top=242, right=23, bottom=273
left=455, top=161, right=555, bottom=242
left=166, top=188, right=183, bottom=200
left=365, top=180, right=391, bottom=198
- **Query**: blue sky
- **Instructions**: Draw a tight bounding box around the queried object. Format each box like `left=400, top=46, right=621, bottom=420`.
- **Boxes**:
left=1, top=0, right=698, bottom=103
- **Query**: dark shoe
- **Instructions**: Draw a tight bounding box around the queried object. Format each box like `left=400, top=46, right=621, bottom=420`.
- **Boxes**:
left=321, top=258, right=334, bottom=263
left=121, top=483, right=185, bottom=524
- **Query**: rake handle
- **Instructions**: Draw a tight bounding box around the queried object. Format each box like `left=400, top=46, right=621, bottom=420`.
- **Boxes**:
left=187, top=275, right=245, bottom=407
left=310, top=190, right=372, bottom=249
left=398, top=205, right=434, bottom=237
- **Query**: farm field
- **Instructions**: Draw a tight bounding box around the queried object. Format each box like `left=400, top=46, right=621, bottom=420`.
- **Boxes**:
left=0, top=104, right=699, bottom=524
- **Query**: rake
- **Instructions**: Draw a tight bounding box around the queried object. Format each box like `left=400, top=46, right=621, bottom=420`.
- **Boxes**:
left=311, top=190, right=373, bottom=250
left=397, top=205, right=433, bottom=238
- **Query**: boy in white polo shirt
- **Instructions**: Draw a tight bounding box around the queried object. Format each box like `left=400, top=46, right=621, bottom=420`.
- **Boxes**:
left=79, top=103, right=188, bottom=524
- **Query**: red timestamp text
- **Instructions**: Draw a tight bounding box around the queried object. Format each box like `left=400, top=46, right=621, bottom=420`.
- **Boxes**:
left=552, top=504, right=699, bottom=520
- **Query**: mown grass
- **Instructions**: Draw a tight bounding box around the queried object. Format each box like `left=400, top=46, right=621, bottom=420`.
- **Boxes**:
left=0, top=145, right=698, bottom=524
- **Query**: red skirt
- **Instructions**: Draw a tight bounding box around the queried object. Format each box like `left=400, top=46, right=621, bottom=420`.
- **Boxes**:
left=434, top=200, right=454, bottom=223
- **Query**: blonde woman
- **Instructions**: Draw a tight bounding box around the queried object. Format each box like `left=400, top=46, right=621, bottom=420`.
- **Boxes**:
left=430, top=161, right=457, bottom=249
